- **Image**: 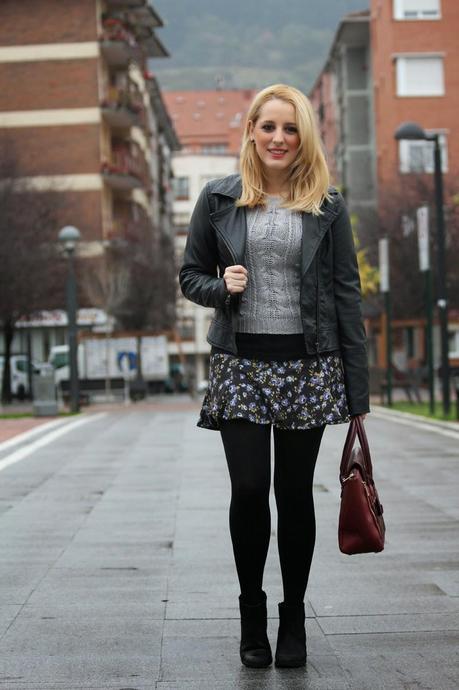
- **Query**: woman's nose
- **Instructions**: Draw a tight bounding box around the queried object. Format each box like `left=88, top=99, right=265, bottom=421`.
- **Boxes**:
left=272, top=128, right=285, bottom=144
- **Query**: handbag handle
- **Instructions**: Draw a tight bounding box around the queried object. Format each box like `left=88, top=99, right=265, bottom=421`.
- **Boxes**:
left=340, top=416, right=374, bottom=482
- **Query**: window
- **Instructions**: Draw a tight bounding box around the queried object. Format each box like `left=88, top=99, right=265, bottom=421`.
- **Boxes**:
left=393, top=0, right=441, bottom=19
left=396, top=56, right=444, bottom=96
left=399, top=132, right=448, bottom=174
left=201, top=144, right=228, bottom=154
left=172, top=176, right=189, bottom=201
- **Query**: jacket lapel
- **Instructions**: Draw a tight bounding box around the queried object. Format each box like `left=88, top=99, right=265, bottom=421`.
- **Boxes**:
left=210, top=204, right=247, bottom=265
left=301, top=201, right=340, bottom=277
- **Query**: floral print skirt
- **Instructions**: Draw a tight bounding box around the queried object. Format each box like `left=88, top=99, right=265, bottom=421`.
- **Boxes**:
left=197, top=352, right=350, bottom=431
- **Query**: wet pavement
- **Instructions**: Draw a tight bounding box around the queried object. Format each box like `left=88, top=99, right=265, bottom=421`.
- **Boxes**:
left=0, top=397, right=457, bottom=689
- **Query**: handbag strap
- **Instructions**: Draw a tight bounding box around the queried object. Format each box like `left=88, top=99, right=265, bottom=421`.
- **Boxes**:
left=340, top=416, right=375, bottom=482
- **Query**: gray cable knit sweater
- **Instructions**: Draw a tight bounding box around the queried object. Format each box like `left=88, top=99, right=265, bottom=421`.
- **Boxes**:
left=236, top=195, right=303, bottom=334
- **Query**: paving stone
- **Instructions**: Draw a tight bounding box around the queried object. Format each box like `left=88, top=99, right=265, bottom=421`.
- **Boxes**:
left=318, top=612, right=459, bottom=635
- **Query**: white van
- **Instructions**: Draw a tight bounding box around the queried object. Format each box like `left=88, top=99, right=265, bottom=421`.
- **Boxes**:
left=0, top=354, right=42, bottom=399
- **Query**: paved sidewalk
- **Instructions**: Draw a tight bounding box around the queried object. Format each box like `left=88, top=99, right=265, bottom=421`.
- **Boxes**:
left=0, top=402, right=457, bottom=689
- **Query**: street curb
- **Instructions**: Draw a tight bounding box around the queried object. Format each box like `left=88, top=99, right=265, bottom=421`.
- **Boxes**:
left=0, top=412, right=86, bottom=451
left=371, top=403, right=459, bottom=432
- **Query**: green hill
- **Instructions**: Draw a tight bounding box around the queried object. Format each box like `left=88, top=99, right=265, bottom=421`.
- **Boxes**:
left=150, top=0, right=368, bottom=92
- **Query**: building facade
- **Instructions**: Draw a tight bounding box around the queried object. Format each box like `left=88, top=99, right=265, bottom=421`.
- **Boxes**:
left=309, top=0, right=459, bottom=377
left=0, top=0, right=179, bottom=361
left=371, top=0, right=458, bottom=202
left=309, top=10, right=378, bottom=249
left=310, top=0, right=458, bottom=216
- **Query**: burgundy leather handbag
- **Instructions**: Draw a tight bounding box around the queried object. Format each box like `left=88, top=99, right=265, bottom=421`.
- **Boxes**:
left=338, top=415, right=385, bottom=555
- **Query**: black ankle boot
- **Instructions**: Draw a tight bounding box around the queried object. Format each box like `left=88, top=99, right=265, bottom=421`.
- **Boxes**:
left=275, top=601, right=307, bottom=668
left=238, top=590, right=273, bottom=668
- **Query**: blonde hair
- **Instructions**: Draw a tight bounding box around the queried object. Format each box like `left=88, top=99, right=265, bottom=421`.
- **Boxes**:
left=237, top=84, right=331, bottom=215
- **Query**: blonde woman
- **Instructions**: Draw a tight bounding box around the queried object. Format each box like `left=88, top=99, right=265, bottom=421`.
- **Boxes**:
left=179, top=84, right=369, bottom=669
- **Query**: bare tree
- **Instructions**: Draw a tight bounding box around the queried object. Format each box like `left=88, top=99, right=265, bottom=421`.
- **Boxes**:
left=0, top=142, right=65, bottom=402
left=377, top=176, right=459, bottom=319
left=83, top=221, right=176, bottom=332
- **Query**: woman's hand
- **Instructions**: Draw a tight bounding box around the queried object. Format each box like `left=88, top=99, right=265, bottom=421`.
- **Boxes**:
left=224, top=265, right=248, bottom=294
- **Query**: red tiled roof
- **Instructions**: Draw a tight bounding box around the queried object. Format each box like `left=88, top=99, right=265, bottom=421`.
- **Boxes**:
left=162, top=89, right=256, bottom=155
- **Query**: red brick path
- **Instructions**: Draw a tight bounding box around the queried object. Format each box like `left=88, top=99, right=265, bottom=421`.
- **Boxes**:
left=0, top=417, right=58, bottom=444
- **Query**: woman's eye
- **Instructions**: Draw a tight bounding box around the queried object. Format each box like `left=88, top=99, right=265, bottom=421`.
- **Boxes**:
left=261, top=124, right=274, bottom=131
left=286, top=127, right=298, bottom=134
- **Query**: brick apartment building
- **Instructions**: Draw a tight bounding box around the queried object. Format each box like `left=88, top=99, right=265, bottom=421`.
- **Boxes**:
left=0, top=0, right=179, bottom=359
left=163, top=89, right=256, bottom=385
left=309, top=0, right=459, bottom=373
left=310, top=0, right=458, bottom=234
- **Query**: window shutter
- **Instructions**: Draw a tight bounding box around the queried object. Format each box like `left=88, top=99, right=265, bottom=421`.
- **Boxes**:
left=396, top=57, right=444, bottom=96
left=395, top=0, right=440, bottom=19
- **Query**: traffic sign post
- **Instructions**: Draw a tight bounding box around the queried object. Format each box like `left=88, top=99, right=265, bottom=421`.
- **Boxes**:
left=417, top=206, right=435, bottom=415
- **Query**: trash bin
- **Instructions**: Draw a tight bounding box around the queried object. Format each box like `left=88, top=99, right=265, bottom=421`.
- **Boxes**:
left=32, top=364, right=58, bottom=416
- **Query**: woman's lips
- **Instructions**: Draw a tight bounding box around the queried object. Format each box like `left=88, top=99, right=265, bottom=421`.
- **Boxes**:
left=268, top=149, right=287, bottom=158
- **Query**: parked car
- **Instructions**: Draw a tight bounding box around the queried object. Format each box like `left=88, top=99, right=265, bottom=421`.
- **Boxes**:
left=0, top=354, right=43, bottom=399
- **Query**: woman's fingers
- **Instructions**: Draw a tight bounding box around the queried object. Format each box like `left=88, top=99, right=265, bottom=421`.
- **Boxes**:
left=224, top=265, right=249, bottom=294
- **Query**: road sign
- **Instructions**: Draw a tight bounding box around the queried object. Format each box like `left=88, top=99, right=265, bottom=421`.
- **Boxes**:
left=416, top=206, right=430, bottom=271
left=379, top=237, right=390, bottom=292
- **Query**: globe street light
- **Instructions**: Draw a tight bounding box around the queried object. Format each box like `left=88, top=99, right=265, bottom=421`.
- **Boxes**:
left=394, top=122, right=450, bottom=417
left=58, top=225, right=81, bottom=413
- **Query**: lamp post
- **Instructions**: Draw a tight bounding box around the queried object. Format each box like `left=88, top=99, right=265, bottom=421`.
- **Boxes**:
left=58, top=226, right=81, bottom=413
left=394, top=122, right=450, bottom=416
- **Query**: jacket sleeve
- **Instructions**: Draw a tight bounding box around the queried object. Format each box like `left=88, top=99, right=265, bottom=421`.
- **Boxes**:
left=179, top=184, right=229, bottom=308
left=332, top=195, right=370, bottom=415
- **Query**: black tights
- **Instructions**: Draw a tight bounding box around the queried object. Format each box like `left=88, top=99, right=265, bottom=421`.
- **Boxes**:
left=220, top=419, right=325, bottom=605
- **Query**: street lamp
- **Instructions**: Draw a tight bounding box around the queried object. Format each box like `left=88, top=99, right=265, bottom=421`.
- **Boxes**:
left=58, top=225, right=81, bottom=413
left=394, top=121, right=450, bottom=416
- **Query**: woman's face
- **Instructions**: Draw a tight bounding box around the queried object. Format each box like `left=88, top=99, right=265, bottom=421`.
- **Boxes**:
left=249, top=98, right=301, bottom=174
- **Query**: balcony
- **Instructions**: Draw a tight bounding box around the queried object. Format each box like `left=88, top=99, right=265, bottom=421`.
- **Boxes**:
left=105, top=218, right=141, bottom=246
left=101, top=86, right=143, bottom=129
left=99, top=19, right=138, bottom=68
left=102, top=141, right=150, bottom=191
left=100, top=8, right=168, bottom=62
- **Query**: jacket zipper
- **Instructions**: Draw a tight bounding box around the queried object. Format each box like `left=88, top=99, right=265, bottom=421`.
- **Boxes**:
left=215, top=228, right=237, bottom=266
left=213, top=226, right=239, bottom=318
left=315, top=256, right=320, bottom=351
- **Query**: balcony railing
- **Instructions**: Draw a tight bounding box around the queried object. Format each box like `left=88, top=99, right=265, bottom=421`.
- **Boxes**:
left=106, top=218, right=141, bottom=244
left=99, top=19, right=138, bottom=67
left=106, top=0, right=144, bottom=8
left=101, top=141, right=150, bottom=191
left=101, top=85, right=143, bottom=129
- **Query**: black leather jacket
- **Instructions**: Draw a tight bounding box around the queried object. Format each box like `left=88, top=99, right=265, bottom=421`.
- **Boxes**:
left=179, top=173, right=369, bottom=415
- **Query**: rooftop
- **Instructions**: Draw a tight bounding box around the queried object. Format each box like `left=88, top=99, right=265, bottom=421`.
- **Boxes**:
left=162, top=88, right=256, bottom=155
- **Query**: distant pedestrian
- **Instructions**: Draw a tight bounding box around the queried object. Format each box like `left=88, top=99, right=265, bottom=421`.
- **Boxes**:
left=179, top=84, right=369, bottom=669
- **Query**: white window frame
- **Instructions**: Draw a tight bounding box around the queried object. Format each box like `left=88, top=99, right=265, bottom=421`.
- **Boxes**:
left=399, top=131, right=448, bottom=174
left=393, top=0, right=441, bottom=20
left=172, top=176, right=190, bottom=201
left=395, top=55, right=445, bottom=96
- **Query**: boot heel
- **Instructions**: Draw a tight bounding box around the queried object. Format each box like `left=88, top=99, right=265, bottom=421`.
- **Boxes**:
left=239, top=591, right=273, bottom=668
left=275, top=601, right=307, bottom=668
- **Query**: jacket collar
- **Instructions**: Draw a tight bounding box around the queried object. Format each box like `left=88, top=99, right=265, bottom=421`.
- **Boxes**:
left=209, top=173, right=242, bottom=199
left=209, top=173, right=341, bottom=213
left=209, top=174, right=342, bottom=277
